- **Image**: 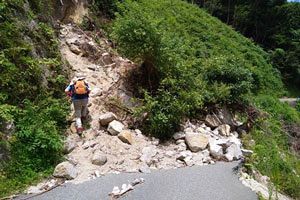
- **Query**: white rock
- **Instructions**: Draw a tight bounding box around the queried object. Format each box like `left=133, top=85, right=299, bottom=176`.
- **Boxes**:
left=99, top=112, right=117, bottom=126
left=185, top=132, right=209, bottom=152
left=63, top=138, right=77, bottom=153
left=217, top=124, right=231, bottom=136
left=107, top=120, right=124, bottom=135
left=53, top=161, right=78, bottom=180
left=140, top=146, right=157, bottom=166
left=176, top=139, right=185, bottom=145
left=173, top=132, right=185, bottom=140
left=139, top=165, right=151, bottom=173
left=90, top=87, right=102, bottom=97
left=177, top=150, right=193, bottom=161
left=92, top=152, right=107, bottom=166
left=225, top=143, right=243, bottom=161
left=209, top=138, right=224, bottom=159
left=69, top=44, right=81, bottom=55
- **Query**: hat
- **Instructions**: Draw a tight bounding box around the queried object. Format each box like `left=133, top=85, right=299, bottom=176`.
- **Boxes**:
left=75, top=73, right=86, bottom=81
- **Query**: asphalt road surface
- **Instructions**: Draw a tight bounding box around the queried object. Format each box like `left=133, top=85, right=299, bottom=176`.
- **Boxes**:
left=18, top=162, right=257, bottom=200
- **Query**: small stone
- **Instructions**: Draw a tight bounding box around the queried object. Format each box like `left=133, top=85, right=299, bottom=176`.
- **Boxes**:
left=176, top=139, right=185, bottom=145
left=102, top=52, right=113, bottom=65
left=69, top=44, right=81, bottom=55
left=177, top=151, right=193, bottom=161
left=140, top=146, right=157, bottom=166
left=94, top=170, right=101, bottom=177
left=90, top=87, right=102, bottom=97
left=139, top=165, right=151, bottom=173
left=173, top=132, right=185, bottom=140
left=217, top=124, right=231, bottom=136
left=241, top=149, right=253, bottom=156
left=107, top=120, right=124, bottom=135
left=53, top=161, right=78, bottom=180
left=63, top=138, right=77, bottom=153
left=118, top=130, right=133, bottom=144
left=99, top=112, right=117, bottom=126
left=185, top=132, right=209, bottom=152
left=92, top=152, right=107, bottom=166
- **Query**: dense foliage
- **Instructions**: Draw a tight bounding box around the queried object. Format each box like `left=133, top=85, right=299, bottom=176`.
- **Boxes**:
left=112, top=0, right=283, bottom=138
left=191, top=0, right=300, bottom=92
left=0, top=0, right=68, bottom=197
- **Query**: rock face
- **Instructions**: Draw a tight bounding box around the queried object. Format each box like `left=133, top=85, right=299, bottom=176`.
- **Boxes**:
left=92, top=152, right=107, bottom=166
left=185, top=132, right=209, bottom=152
left=118, top=130, right=133, bottom=144
left=218, top=124, right=231, bottom=136
left=107, top=120, right=124, bottom=135
left=99, top=112, right=117, bottom=126
left=53, top=161, right=78, bottom=180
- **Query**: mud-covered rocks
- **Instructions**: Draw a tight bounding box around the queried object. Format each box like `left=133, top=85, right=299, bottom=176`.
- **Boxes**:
left=53, top=161, right=78, bottom=180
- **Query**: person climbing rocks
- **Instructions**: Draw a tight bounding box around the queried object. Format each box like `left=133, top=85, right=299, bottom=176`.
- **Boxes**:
left=65, top=74, right=91, bottom=135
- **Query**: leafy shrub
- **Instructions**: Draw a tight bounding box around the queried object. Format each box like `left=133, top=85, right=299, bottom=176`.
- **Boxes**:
left=112, top=0, right=283, bottom=138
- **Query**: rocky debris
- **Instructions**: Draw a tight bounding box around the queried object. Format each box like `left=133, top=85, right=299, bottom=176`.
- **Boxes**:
left=140, top=146, right=157, bottom=166
left=99, top=112, right=117, bottom=126
left=118, top=130, right=133, bottom=144
left=53, top=161, right=78, bottom=180
left=109, top=178, right=145, bottom=199
left=82, top=140, right=97, bottom=149
left=107, top=120, right=124, bottom=136
left=185, top=132, right=209, bottom=152
left=91, top=152, right=107, bottom=166
left=63, top=138, right=77, bottom=153
left=225, top=143, right=243, bottom=161
left=217, top=124, right=231, bottom=136
left=102, top=52, right=113, bottom=65
left=69, top=44, right=81, bottom=54
left=205, top=114, right=222, bottom=128
left=173, top=131, right=185, bottom=140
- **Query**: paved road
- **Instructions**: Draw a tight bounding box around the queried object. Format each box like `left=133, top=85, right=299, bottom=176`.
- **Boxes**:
left=19, top=162, right=257, bottom=200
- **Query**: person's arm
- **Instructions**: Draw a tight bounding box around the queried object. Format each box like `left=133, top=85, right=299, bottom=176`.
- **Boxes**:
left=65, top=84, right=73, bottom=97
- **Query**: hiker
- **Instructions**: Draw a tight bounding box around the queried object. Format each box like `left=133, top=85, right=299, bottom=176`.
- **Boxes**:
left=65, top=74, right=91, bottom=134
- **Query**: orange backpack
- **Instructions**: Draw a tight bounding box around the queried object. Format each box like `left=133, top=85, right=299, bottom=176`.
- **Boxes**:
left=74, top=80, right=87, bottom=94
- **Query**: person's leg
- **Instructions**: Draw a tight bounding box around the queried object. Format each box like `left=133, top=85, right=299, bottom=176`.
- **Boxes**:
left=81, top=98, right=89, bottom=119
left=73, top=100, right=83, bottom=129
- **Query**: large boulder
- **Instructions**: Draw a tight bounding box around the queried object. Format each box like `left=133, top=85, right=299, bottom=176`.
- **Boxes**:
left=107, top=120, right=124, bottom=135
left=99, top=112, right=117, bottom=126
left=91, top=152, right=107, bottom=166
left=209, top=138, right=224, bottom=159
left=53, top=161, right=78, bottom=180
left=118, top=130, right=133, bottom=144
left=185, top=132, right=209, bottom=152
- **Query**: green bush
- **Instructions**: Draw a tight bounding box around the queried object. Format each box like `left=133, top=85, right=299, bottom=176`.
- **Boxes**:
left=112, top=0, right=283, bottom=138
